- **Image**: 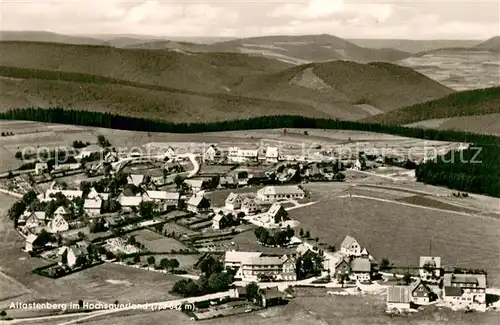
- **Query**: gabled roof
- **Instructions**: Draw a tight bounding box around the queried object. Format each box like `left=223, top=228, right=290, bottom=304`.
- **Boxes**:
left=361, top=248, right=369, bottom=255
left=246, top=256, right=283, bottom=266
left=443, top=273, right=486, bottom=288
left=26, top=234, right=39, bottom=244
left=410, top=279, right=431, bottom=293
left=187, top=194, right=210, bottom=207
left=335, top=257, right=350, bottom=268
left=387, top=286, right=411, bottom=303
left=260, top=287, right=284, bottom=300
left=267, top=203, right=286, bottom=217
left=225, top=193, right=242, bottom=204
left=33, top=211, right=46, bottom=220
left=84, top=199, right=102, bottom=209
left=350, top=258, right=371, bottom=273
left=119, top=195, right=142, bottom=207
left=145, top=190, right=180, bottom=201
left=266, top=146, right=279, bottom=158
left=224, top=251, right=262, bottom=263
left=127, top=174, right=145, bottom=186
left=213, top=214, right=229, bottom=222
left=54, top=206, right=69, bottom=215
left=185, top=179, right=204, bottom=187
left=241, top=197, right=256, bottom=207
left=340, top=235, right=358, bottom=249
left=258, top=185, right=304, bottom=196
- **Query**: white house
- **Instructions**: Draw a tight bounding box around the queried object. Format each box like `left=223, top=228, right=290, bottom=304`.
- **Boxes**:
left=204, top=145, right=222, bottom=162
left=443, top=273, right=487, bottom=310
left=186, top=194, right=211, bottom=213
left=228, top=147, right=259, bottom=163
left=84, top=198, right=103, bottom=217
left=349, top=257, right=371, bottom=281
left=54, top=206, right=70, bottom=219
left=410, top=279, right=435, bottom=306
left=212, top=213, right=231, bottom=230
left=224, top=251, right=296, bottom=281
left=47, top=214, right=69, bottom=233
left=118, top=195, right=142, bottom=212
left=241, top=197, right=259, bottom=215
left=256, top=185, right=305, bottom=202
left=184, top=179, right=205, bottom=193
left=340, top=235, right=362, bottom=257
left=25, top=211, right=47, bottom=229
left=58, top=245, right=88, bottom=268
left=25, top=234, right=40, bottom=252
left=225, top=193, right=243, bottom=210
left=265, top=146, right=282, bottom=163
left=35, top=162, right=49, bottom=175
left=143, top=190, right=180, bottom=210
left=266, top=203, right=288, bottom=224
left=75, top=144, right=103, bottom=160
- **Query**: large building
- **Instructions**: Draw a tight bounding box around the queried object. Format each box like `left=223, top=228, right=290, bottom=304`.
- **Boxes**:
left=256, top=185, right=305, bottom=202
left=228, top=147, right=259, bottom=163
left=340, top=235, right=363, bottom=257
left=224, top=251, right=296, bottom=281
left=443, top=273, right=487, bottom=310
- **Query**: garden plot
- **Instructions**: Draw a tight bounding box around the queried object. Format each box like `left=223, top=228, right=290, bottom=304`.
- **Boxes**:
left=131, top=229, right=188, bottom=252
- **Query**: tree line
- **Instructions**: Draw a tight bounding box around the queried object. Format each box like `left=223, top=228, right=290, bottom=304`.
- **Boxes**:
left=416, top=144, right=500, bottom=197
left=1, top=107, right=499, bottom=145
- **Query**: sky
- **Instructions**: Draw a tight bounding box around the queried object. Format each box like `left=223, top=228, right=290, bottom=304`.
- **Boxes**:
left=0, top=0, right=499, bottom=40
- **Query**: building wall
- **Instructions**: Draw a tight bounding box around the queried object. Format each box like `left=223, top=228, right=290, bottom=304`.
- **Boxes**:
left=387, top=302, right=410, bottom=310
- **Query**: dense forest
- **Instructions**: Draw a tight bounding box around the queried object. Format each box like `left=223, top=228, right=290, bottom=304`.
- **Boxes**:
left=416, top=144, right=500, bottom=197
left=1, top=107, right=500, bottom=145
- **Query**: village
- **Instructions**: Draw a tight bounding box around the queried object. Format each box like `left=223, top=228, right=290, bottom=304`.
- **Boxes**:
left=0, top=131, right=497, bottom=322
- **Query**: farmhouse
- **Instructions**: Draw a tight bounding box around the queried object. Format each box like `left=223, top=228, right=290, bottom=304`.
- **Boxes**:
left=204, top=145, right=222, bottom=163
left=266, top=203, right=288, bottom=224
left=58, top=244, right=88, bottom=268
left=260, top=287, right=286, bottom=308
left=25, top=234, right=42, bottom=252
left=143, top=190, right=180, bottom=211
left=35, top=162, right=49, bottom=175
left=334, top=257, right=351, bottom=279
left=212, top=213, right=231, bottom=230
left=257, top=185, right=305, bottom=202
left=419, top=256, right=442, bottom=280
left=164, top=146, right=176, bottom=158
left=84, top=198, right=102, bottom=217
left=443, top=273, right=487, bottom=309
left=228, top=146, right=259, bottom=163
left=47, top=214, right=69, bottom=233
left=340, top=235, right=362, bottom=257
left=54, top=206, right=69, bottom=219
left=225, top=193, right=243, bottom=210
left=224, top=251, right=296, bottom=281
left=349, top=257, right=372, bottom=281
left=265, top=146, right=282, bottom=163
left=118, top=195, right=142, bottom=212
left=241, top=197, right=259, bottom=215
left=127, top=174, right=145, bottom=187
left=410, top=279, right=435, bottom=305
left=386, top=286, right=411, bottom=311
left=184, top=179, right=205, bottom=193
left=186, top=194, right=211, bottom=213
left=25, top=211, right=47, bottom=229
left=75, top=144, right=103, bottom=160
left=220, top=175, right=237, bottom=188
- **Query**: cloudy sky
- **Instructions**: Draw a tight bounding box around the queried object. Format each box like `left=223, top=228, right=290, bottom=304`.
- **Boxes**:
left=1, top=0, right=498, bottom=39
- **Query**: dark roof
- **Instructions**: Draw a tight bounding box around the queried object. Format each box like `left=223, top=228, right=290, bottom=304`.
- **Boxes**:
left=444, top=286, right=463, bottom=297
left=261, top=287, right=284, bottom=300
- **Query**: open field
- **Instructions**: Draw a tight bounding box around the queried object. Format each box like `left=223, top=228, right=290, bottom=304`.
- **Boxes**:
left=130, top=229, right=188, bottom=252
left=288, top=196, right=500, bottom=285
left=231, top=230, right=296, bottom=255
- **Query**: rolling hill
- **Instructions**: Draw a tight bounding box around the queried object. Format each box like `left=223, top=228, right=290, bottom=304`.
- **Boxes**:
left=236, top=61, right=453, bottom=113
left=0, top=31, right=107, bottom=46
left=0, top=40, right=454, bottom=123
left=362, top=87, right=500, bottom=127
left=127, top=34, right=412, bottom=64
left=348, top=39, right=481, bottom=54
left=475, top=36, right=500, bottom=51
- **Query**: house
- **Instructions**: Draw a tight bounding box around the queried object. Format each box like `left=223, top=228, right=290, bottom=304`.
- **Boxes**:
left=224, top=251, right=296, bottom=281
left=228, top=147, right=259, bottom=163
left=220, top=175, right=236, bottom=188
left=143, top=190, right=180, bottom=211
left=350, top=257, right=371, bottom=281
left=75, top=144, right=103, bottom=160
left=334, top=257, right=351, bottom=280
left=443, top=273, right=487, bottom=309
left=257, top=185, right=305, bottom=202
left=241, top=197, right=259, bottom=215
left=118, top=194, right=142, bottom=212
left=58, top=245, right=88, bottom=268
left=47, top=214, right=69, bottom=233
left=265, top=146, right=282, bottom=163
left=186, top=194, right=211, bottom=213
left=260, top=287, right=286, bottom=308
left=419, top=256, right=442, bottom=281
left=410, top=279, right=435, bottom=305
left=35, top=162, right=48, bottom=175
left=184, top=179, right=205, bottom=193
left=386, top=286, right=411, bottom=311
left=25, top=234, right=42, bottom=252
left=340, top=235, right=362, bottom=257
left=212, top=213, right=231, bottom=230
left=25, top=211, right=47, bottom=229
left=267, top=203, right=288, bottom=224
left=104, top=151, right=119, bottom=163
left=54, top=206, right=69, bottom=219
left=84, top=198, right=102, bottom=217
left=127, top=174, right=145, bottom=186
left=44, top=190, right=83, bottom=201
left=225, top=193, right=243, bottom=210
left=204, top=145, right=222, bottom=163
